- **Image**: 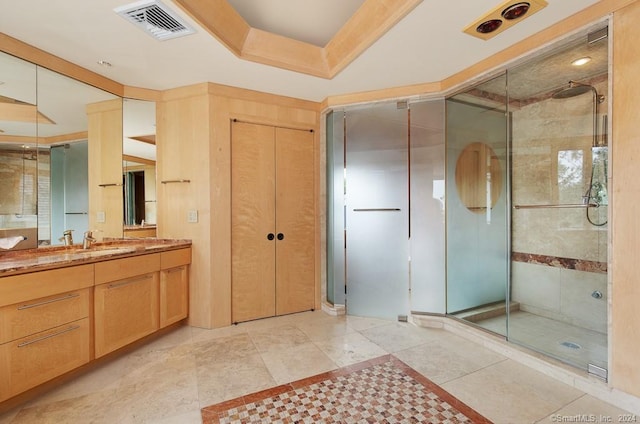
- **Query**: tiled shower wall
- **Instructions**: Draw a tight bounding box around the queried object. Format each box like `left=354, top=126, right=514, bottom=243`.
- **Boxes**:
left=510, top=77, right=608, bottom=334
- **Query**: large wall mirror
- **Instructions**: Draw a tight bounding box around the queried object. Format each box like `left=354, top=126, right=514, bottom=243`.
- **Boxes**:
left=1, top=50, right=157, bottom=248
left=123, top=99, right=157, bottom=238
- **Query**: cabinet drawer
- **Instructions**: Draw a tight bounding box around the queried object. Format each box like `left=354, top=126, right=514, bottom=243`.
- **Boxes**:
left=0, top=288, right=90, bottom=344
left=160, top=266, right=189, bottom=328
left=0, top=264, right=94, bottom=308
left=0, top=318, right=91, bottom=402
left=94, top=272, right=159, bottom=358
left=160, top=248, right=191, bottom=270
left=94, top=253, right=160, bottom=285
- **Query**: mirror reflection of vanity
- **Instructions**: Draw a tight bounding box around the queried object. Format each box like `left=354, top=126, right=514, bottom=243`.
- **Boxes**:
left=0, top=50, right=157, bottom=248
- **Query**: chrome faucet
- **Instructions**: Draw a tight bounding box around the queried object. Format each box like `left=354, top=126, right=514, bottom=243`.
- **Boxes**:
left=59, top=230, right=73, bottom=246
left=82, top=230, right=96, bottom=249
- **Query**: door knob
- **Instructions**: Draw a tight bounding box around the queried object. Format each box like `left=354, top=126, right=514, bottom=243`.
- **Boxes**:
left=277, top=233, right=284, bottom=240
left=267, top=233, right=275, bottom=240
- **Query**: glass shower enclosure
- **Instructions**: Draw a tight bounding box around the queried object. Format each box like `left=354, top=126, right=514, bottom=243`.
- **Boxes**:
left=445, top=25, right=609, bottom=374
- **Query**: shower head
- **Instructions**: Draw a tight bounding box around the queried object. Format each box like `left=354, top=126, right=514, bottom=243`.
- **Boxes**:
left=552, top=81, right=593, bottom=99
left=552, top=85, right=592, bottom=99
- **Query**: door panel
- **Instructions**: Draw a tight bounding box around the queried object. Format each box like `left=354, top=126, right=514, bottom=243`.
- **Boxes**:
left=231, top=122, right=276, bottom=323
left=345, top=104, right=409, bottom=320
left=275, top=128, right=315, bottom=315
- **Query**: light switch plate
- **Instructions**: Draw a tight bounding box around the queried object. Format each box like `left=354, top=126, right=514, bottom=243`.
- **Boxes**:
left=97, top=211, right=106, bottom=223
left=187, top=210, right=198, bottom=223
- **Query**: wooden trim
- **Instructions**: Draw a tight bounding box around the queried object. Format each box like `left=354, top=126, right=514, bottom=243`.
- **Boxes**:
left=323, top=81, right=442, bottom=110
left=173, top=0, right=250, bottom=56
left=122, top=86, right=161, bottom=102
left=0, top=33, right=123, bottom=97
left=41, top=131, right=88, bottom=145
left=0, top=35, right=157, bottom=101
left=172, top=0, right=421, bottom=79
left=161, top=82, right=320, bottom=111
left=322, top=0, right=634, bottom=108
left=0, top=103, right=54, bottom=124
left=242, top=28, right=328, bottom=78
left=122, top=154, right=155, bottom=166
left=129, top=135, right=156, bottom=145
left=324, top=0, right=423, bottom=76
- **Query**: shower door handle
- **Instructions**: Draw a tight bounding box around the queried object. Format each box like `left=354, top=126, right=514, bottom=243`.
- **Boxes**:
left=353, top=208, right=401, bottom=212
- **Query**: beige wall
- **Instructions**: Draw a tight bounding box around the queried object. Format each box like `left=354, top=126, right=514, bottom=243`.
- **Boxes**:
left=611, top=0, right=640, bottom=399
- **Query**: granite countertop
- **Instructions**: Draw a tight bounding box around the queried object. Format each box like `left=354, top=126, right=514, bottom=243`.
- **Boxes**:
left=0, top=238, right=192, bottom=276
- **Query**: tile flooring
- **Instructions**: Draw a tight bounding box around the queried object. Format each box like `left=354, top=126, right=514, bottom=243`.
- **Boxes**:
left=0, top=311, right=633, bottom=424
left=476, top=310, right=608, bottom=369
left=201, top=355, right=491, bottom=423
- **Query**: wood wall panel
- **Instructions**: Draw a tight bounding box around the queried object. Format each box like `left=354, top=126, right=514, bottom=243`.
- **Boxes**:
left=87, top=99, right=123, bottom=238
left=157, top=84, right=213, bottom=328
left=611, top=0, right=640, bottom=399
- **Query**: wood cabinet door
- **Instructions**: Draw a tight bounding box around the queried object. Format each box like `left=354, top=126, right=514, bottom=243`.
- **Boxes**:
left=94, top=272, right=159, bottom=358
left=160, top=266, right=189, bottom=328
left=231, top=121, right=277, bottom=323
left=275, top=128, right=316, bottom=315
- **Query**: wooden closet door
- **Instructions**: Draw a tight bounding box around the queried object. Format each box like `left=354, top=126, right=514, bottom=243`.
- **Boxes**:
left=275, top=128, right=315, bottom=315
left=231, top=122, right=276, bottom=323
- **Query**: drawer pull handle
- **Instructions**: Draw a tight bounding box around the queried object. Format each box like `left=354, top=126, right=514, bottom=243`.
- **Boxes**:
left=164, top=267, right=184, bottom=274
left=17, top=293, right=80, bottom=310
left=107, top=274, right=152, bottom=289
left=18, top=325, right=81, bottom=348
left=98, top=183, right=123, bottom=187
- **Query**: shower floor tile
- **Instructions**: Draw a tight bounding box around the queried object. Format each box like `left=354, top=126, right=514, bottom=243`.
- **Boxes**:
left=476, top=311, right=607, bottom=370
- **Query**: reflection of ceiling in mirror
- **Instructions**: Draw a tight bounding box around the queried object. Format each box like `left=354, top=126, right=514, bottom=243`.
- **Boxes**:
left=123, top=99, right=156, bottom=162
left=0, top=52, right=117, bottom=142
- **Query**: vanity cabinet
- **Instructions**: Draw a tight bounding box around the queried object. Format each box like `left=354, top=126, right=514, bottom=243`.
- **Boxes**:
left=0, top=265, right=93, bottom=402
left=0, top=246, right=190, bottom=403
left=160, top=248, right=190, bottom=328
left=94, top=254, right=160, bottom=358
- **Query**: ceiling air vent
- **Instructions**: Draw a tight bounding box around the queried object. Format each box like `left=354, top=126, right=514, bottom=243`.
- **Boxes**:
left=115, top=0, right=195, bottom=41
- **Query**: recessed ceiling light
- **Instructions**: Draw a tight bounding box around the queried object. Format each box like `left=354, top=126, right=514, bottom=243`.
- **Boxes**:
left=502, top=2, right=530, bottom=20
left=97, top=60, right=113, bottom=67
left=571, top=57, right=592, bottom=66
left=476, top=19, right=503, bottom=34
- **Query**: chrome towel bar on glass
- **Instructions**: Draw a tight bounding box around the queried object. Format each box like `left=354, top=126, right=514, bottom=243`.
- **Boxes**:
left=353, top=208, right=402, bottom=212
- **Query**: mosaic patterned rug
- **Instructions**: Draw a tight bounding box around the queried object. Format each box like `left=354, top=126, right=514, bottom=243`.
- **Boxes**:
left=201, top=354, right=492, bottom=423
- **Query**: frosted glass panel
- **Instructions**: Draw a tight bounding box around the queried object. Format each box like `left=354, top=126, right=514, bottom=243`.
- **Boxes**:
left=326, top=111, right=346, bottom=305
left=345, top=103, right=409, bottom=320
left=446, top=74, right=508, bottom=333
left=409, top=100, right=446, bottom=313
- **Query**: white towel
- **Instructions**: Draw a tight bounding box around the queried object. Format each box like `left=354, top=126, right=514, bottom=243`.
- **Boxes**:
left=0, top=236, right=26, bottom=250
